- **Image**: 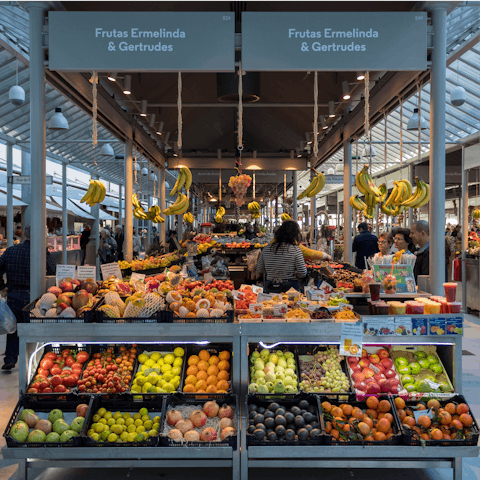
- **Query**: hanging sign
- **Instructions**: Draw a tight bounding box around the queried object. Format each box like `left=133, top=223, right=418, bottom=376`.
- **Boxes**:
left=49, top=12, right=235, bottom=72
left=339, top=321, right=363, bottom=357
left=242, top=12, right=427, bottom=71
left=56, top=265, right=77, bottom=286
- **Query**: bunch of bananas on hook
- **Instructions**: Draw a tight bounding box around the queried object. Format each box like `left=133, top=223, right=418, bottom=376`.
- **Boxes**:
left=132, top=194, right=164, bottom=222
left=297, top=172, right=326, bottom=200
left=165, top=166, right=192, bottom=216
left=80, top=180, right=106, bottom=206
left=248, top=201, right=260, bottom=219
left=215, top=206, right=225, bottom=223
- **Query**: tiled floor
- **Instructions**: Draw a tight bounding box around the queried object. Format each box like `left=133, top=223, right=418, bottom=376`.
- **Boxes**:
left=0, top=321, right=479, bottom=480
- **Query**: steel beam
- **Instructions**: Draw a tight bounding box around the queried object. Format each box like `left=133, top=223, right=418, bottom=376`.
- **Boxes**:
left=6, top=142, right=13, bottom=247
left=343, top=140, right=353, bottom=264
left=124, top=140, right=133, bottom=262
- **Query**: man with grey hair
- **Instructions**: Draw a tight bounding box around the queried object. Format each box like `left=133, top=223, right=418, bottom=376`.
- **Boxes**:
left=410, top=220, right=430, bottom=281
left=0, top=225, right=55, bottom=370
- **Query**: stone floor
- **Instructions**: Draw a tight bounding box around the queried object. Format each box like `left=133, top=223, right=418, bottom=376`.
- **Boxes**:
left=0, top=318, right=479, bottom=480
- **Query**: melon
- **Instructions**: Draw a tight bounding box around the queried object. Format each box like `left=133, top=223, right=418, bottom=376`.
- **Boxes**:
left=196, top=299, right=210, bottom=310
left=166, top=291, right=182, bottom=304
left=196, top=308, right=210, bottom=318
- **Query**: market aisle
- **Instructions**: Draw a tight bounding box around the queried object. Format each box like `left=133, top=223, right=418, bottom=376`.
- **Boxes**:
left=0, top=327, right=478, bottom=480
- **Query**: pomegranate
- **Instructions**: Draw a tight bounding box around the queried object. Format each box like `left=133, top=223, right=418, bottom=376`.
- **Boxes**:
left=220, top=427, right=236, bottom=441
left=72, top=290, right=90, bottom=310
left=203, top=400, right=219, bottom=418
left=218, top=405, right=234, bottom=419
left=200, top=427, right=217, bottom=442
left=190, top=410, right=207, bottom=428
left=175, top=419, right=193, bottom=434
left=184, top=430, right=200, bottom=442
left=219, top=417, right=233, bottom=430
left=168, top=429, right=183, bottom=442
left=166, top=409, right=183, bottom=427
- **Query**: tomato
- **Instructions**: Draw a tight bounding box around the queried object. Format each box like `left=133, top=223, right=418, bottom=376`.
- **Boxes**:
left=44, top=352, right=57, bottom=360
left=27, top=388, right=38, bottom=393
left=65, top=356, right=75, bottom=367
left=50, top=365, right=62, bottom=376
left=54, top=384, right=66, bottom=392
left=42, top=387, right=53, bottom=393
left=77, top=351, right=89, bottom=364
left=72, top=369, right=82, bottom=377
left=38, top=368, right=50, bottom=378
left=71, top=362, right=82, bottom=370
left=78, top=385, right=86, bottom=392
left=39, top=380, right=50, bottom=391
left=61, top=349, right=71, bottom=358
left=50, top=375, right=62, bottom=387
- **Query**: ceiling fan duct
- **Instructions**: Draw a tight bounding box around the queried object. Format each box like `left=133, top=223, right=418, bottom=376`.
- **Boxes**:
left=217, top=72, right=261, bottom=103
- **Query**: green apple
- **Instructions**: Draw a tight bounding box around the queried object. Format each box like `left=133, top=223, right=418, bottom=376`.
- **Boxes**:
left=260, top=349, right=269, bottom=358
left=285, top=385, right=296, bottom=393
left=405, top=383, right=416, bottom=392
left=284, top=376, right=293, bottom=386
left=419, top=359, right=431, bottom=369
left=257, top=384, right=269, bottom=394
left=256, top=378, right=266, bottom=385
left=251, top=351, right=260, bottom=360
left=409, top=362, right=421, bottom=375
left=397, top=365, right=410, bottom=375
left=431, top=364, right=443, bottom=374
left=284, top=368, right=295, bottom=377
left=274, top=380, right=285, bottom=393
left=402, top=374, right=415, bottom=385
left=269, top=354, right=279, bottom=365
left=265, top=381, right=274, bottom=391
left=254, top=370, right=265, bottom=380
left=278, top=358, right=287, bottom=368
left=395, top=357, right=408, bottom=367
left=254, top=360, right=265, bottom=371
left=427, top=354, right=438, bottom=365
left=414, top=351, right=427, bottom=360
left=284, top=352, right=294, bottom=359
left=248, top=383, right=258, bottom=393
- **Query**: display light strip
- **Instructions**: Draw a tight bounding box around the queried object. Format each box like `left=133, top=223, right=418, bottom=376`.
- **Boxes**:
left=259, top=341, right=454, bottom=350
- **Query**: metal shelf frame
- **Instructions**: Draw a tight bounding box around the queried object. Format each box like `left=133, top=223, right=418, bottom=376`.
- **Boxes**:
left=2, top=320, right=477, bottom=480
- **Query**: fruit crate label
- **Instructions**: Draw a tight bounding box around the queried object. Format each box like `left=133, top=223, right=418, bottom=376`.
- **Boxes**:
left=77, top=266, right=96, bottom=281
left=425, top=379, right=441, bottom=390
left=100, top=262, right=123, bottom=281
left=273, top=304, right=288, bottom=316
left=413, top=408, right=435, bottom=422
left=249, top=303, right=263, bottom=314
left=412, top=317, right=428, bottom=335
left=56, top=264, right=77, bottom=286
left=394, top=317, right=412, bottom=335
left=307, top=289, right=328, bottom=301
left=131, top=272, right=146, bottom=282
left=446, top=316, right=463, bottom=335
left=372, top=264, right=416, bottom=293
left=429, top=317, right=446, bottom=336
left=340, top=321, right=363, bottom=357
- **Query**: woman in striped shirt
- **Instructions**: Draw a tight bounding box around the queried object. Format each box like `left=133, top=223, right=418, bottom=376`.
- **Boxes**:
left=256, top=220, right=319, bottom=293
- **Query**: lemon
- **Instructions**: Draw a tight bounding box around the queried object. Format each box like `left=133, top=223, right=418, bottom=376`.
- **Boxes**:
left=140, top=365, right=148, bottom=372
left=133, top=413, right=141, bottom=420
left=143, top=431, right=150, bottom=439
left=137, top=376, right=147, bottom=386
left=125, top=418, right=134, bottom=426
left=99, top=418, right=107, bottom=425
left=146, top=373, right=158, bottom=385
left=141, top=414, right=151, bottom=422
left=163, top=372, right=174, bottom=382
left=174, top=347, right=185, bottom=357
left=113, top=411, right=122, bottom=420
left=127, top=425, right=137, bottom=433
left=87, top=429, right=94, bottom=437
left=171, top=366, right=181, bottom=376
left=136, top=425, right=146, bottom=434
left=164, top=354, right=175, bottom=365
left=157, top=358, right=165, bottom=366
left=155, top=386, right=164, bottom=393
left=127, top=433, right=136, bottom=442
left=138, top=353, right=149, bottom=364
left=97, top=408, right=107, bottom=417
left=144, top=359, right=155, bottom=367
left=134, top=419, right=143, bottom=427
left=108, top=433, right=118, bottom=443
left=173, top=357, right=183, bottom=367
left=116, top=418, right=125, bottom=426
left=89, top=432, right=100, bottom=441
left=107, top=418, right=115, bottom=426
left=152, top=363, right=161, bottom=371
left=142, top=383, right=153, bottom=393
left=131, top=385, right=142, bottom=393
left=104, top=412, right=113, bottom=420
left=150, top=352, right=161, bottom=362
left=111, top=425, right=123, bottom=435
left=92, top=414, right=101, bottom=423
left=161, top=364, right=172, bottom=374
left=135, top=371, right=145, bottom=377
left=153, top=416, right=161, bottom=424
left=144, top=420, right=153, bottom=430
left=163, top=382, right=175, bottom=392
left=94, top=423, right=104, bottom=433
left=149, top=429, right=158, bottom=438
left=120, top=432, right=129, bottom=441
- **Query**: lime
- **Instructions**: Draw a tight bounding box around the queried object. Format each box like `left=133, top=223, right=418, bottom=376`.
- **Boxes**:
left=107, top=418, right=115, bottom=426
left=97, top=408, right=107, bottom=417
left=150, top=352, right=161, bottom=362
left=164, top=354, right=175, bottom=365
left=173, top=357, right=183, bottom=367
left=111, top=425, right=123, bottom=435
left=108, top=433, right=118, bottom=443
left=141, top=414, right=151, bottom=422
left=138, top=353, right=149, bottom=364
left=134, top=419, right=143, bottom=427
left=136, top=425, right=146, bottom=434
left=127, top=425, right=137, bottom=433
left=94, top=423, right=104, bottom=433
left=113, top=411, right=122, bottom=420
left=174, top=347, right=185, bottom=357
left=135, top=433, right=145, bottom=442
left=100, top=430, right=110, bottom=441
left=161, top=364, right=172, bottom=374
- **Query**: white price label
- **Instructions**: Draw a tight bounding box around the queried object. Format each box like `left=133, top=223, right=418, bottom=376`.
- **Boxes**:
left=56, top=265, right=76, bottom=286
left=100, top=263, right=123, bottom=281
left=77, top=266, right=96, bottom=281
left=249, top=303, right=263, bottom=314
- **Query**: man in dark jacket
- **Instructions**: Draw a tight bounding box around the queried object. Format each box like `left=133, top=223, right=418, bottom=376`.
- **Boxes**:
left=410, top=220, right=430, bottom=281
left=352, top=222, right=379, bottom=270
left=79, top=226, right=91, bottom=266
left=114, top=226, right=124, bottom=261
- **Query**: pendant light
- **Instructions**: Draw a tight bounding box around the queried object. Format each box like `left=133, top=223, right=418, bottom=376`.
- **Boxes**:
left=361, top=144, right=376, bottom=157
left=342, top=81, right=351, bottom=100
left=99, top=143, right=114, bottom=156
left=107, top=72, right=117, bottom=82
left=140, top=100, right=148, bottom=117
left=335, top=159, right=344, bottom=173
left=320, top=115, right=328, bottom=130
left=123, top=75, right=132, bottom=95
left=406, top=108, right=428, bottom=131
left=356, top=72, right=365, bottom=81
left=450, top=60, right=466, bottom=107
left=48, top=108, right=69, bottom=130
left=9, top=58, right=25, bottom=106
left=141, top=167, right=148, bottom=176
left=149, top=171, right=157, bottom=182
left=328, top=101, right=335, bottom=118
left=327, top=167, right=335, bottom=175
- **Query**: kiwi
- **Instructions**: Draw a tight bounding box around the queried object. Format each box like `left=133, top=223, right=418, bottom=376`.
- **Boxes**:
left=268, top=403, right=280, bottom=412
left=254, top=429, right=265, bottom=440
left=275, top=408, right=286, bottom=417
left=297, top=428, right=309, bottom=440
left=275, top=425, right=286, bottom=437
left=275, top=415, right=287, bottom=426
left=254, top=414, right=265, bottom=424
left=284, top=412, right=295, bottom=424
left=298, top=400, right=310, bottom=409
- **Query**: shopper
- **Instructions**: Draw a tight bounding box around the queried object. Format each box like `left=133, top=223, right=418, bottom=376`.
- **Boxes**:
left=79, top=226, right=91, bottom=266
left=0, top=225, right=55, bottom=370
left=394, top=228, right=415, bottom=254
left=114, top=226, right=124, bottom=261
left=372, top=232, right=394, bottom=262
left=454, top=225, right=462, bottom=241
left=166, top=230, right=177, bottom=253
left=243, top=224, right=256, bottom=241
left=352, top=222, right=379, bottom=270
left=410, top=220, right=430, bottom=280
left=132, top=228, right=142, bottom=258
left=98, top=229, right=117, bottom=264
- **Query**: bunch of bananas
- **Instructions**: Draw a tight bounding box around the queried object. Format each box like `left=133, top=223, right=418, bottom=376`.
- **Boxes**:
left=297, top=172, right=326, bottom=200
left=381, top=177, right=429, bottom=216
left=355, top=164, right=382, bottom=199
left=473, top=209, right=480, bottom=219
left=183, top=212, right=194, bottom=224
left=163, top=193, right=189, bottom=216
left=132, top=194, right=165, bottom=223
left=248, top=201, right=260, bottom=219
left=281, top=213, right=291, bottom=222
left=215, top=206, right=225, bottom=224
left=80, top=180, right=106, bottom=206
left=170, top=166, right=192, bottom=197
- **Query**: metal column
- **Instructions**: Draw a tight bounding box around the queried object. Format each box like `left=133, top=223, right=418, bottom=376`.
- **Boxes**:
left=408, top=165, right=415, bottom=228
left=461, top=146, right=468, bottom=312
left=119, top=184, right=123, bottom=228
left=62, top=163, right=67, bottom=265
left=343, top=140, right=353, bottom=264
left=429, top=3, right=448, bottom=295
left=292, top=170, right=298, bottom=221
left=159, top=168, right=166, bottom=244
left=92, top=175, right=100, bottom=275
left=146, top=195, right=151, bottom=251
left=125, top=141, right=133, bottom=262
left=27, top=3, right=47, bottom=301
left=310, top=170, right=315, bottom=245
left=6, top=142, right=13, bottom=247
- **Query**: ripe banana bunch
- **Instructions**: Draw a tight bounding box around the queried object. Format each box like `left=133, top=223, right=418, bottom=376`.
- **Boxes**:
left=473, top=209, right=480, bottom=220
left=217, top=206, right=225, bottom=217
left=378, top=183, right=388, bottom=203
left=400, top=177, right=430, bottom=209
left=356, top=165, right=382, bottom=199
left=215, top=206, right=225, bottom=224
left=363, top=205, right=375, bottom=219
left=248, top=201, right=260, bottom=213
left=349, top=195, right=367, bottom=211
left=163, top=193, right=189, bottom=216
left=384, top=179, right=412, bottom=207
left=183, top=212, right=194, bottom=224
left=80, top=180, right=106, bottom=206
left=170, top=166, right=192, bottom=196
left=297, top=173, right=326, bottom=200
left=281, top=213, right=291, bottom=222
left=133, top=206, right=148, bottom=220
left=133, top=204, right=164, bottom=223
left=132, top=194, right=141, bottom=209
left=252, top=213, right=260, bottom=219
left=215, top=214, right=223, bottom=223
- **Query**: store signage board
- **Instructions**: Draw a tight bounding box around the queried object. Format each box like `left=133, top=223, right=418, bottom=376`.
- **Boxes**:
left=49, top=12, right=235, bottom=72
left=242, top=12, right=427, bottom=71
left=77, top=266, right=96, bottom=281
left=56, top=265, right=77, bottom=286
left=100, top=262, right=123, bottom=281
left=324, top=175, right=344, bottom=185
left=372, top=264, right=416, bottom=294
left=339, top=322, right=363, bottom=357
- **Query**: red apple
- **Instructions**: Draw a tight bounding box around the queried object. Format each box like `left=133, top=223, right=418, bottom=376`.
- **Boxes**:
left=373, top=372, right=386, bottom=383
left=359, top=358, right=371, bottom=368
left=379, top=379, right=392, bottom=393
left=375, top=364, right=386, bottom=373
left=384, top=369, right=396, bottom=379
left=350, top=363, right=362, bottom=373
left=363, top=368, right=375, bottom=378
left=377, top=348, right=390, bottom=359
left=348, top=356, right=359, bottom=364
left=364, top=376, right=374, bottom=385
left=380, top=358, right=393, bottom=369
left=389, top=378, right=400, bottom=387
left=361, top=349, right=368, bottom=358
left=368, top=354, right=381, bottom=364
left=352, top=371, right=365, bottom=383
left=354, top=380, right=368, bottom=391
left=390, top=385, right=400, bottom=394
left=367, top=382, right=381, bottom=394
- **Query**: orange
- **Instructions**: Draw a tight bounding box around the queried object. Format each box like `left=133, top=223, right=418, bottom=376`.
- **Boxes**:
left=412, top=426, right=422, bottom=435
left=324, top=421, right=332, bottom=433
left=206, top=375, right=218, bottom=386
left=386, top=433, right=394, bottom=439
left=340, top=404, right=353, bottom=416
left=198, top=350, right=211, bottom=362
left=333, top=417, right=346, bottom=430
left=206, top=385, right=217, bottom=393
left=440, top=425, right=450, bottom=435
left=170, top=302, right=181, bottom=311
left=366, top=397, right=379, bottom=410
left=402, top=416, right=416, bottom=427
left=196, top=389, right=206, bottom=394
left=186, top=365, right=199, bottom=377
left=405, top=408, right=414, bottom=417
left=216, top=379, right=229, bottom=391
left=430, top=428, right=443, bottom=440
left=397, top=409, right=406, bottom=421
left=444, top=403, right=456, bottom=415
left=217, top=370, right=229, bottom=381
left=218, top=360, right=230, bottom=372
left=217, top=390, right=228, bottom=393
left=377, top=400, right=391, bottom=413
left=376, top=418, right=391, bottom=434
left=377, top=413, right=387, bottom=420
left=186, top=312, right=196, bottom=318
left=358, top=422, right=371, bottom=436
left=197, top=360, right=209, bottom=372
left=209, top=355, right=220, bottom=366
left=374, top=432, right=387, bottom=441
left=439, top=411, right=452, bottom=425
left=342, top=424, right=351, bottom=433
left=330, top=406, right=343, bottom=418
left=188, top=355, right=199, bottom=366
left=415, top=403, right=427, bottom=411
left=364, top=435, right=375, bottom=441
left=365, top=409, right=378, bottom=419
left=185, top=374, right=197, bottom=386
left=427, top=399, right=441, bottom=410
left=196, top=370, right=208, bottom=381
left=207, top=365, right=219, bottom=377
left=195, top=380, right=207, bottom=391
left=394, top=397, right=406, bottom=410
left=443, top=434, right=451, bottom=440
left=219, top=351, right=231, bottom=361
left=321, top=402, right=332, bottom=413
left=421, top=433, right=431, bottom=441
left=185, top=300, right=196, bottom=311
left=459, top=413, right=473, bottom=427
left=451, top=419, right=463, bottom=430
left=457, top=403, right=470, bottom=415
left=362, top=416, right=374, bottom=429
left=352, top=407, right=364, bottom=419
left=183, top=384, right=195, bottom=393
left=193, top=295, right=201, bottom=303
left=383, top=413, right=394, bottom=424
left=330, top=429, right=340, bottom=439
left=418, top=415, right=431, bottom=429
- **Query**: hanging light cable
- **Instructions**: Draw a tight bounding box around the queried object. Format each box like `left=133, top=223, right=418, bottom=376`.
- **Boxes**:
left=177, top=72, right=182, bottom=152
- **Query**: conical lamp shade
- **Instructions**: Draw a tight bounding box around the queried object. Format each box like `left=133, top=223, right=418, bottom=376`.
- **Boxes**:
left=407, top=108, right=428, bottom=130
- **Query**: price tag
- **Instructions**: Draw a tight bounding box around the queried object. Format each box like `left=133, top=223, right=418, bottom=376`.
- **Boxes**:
left=425, top=379, right=441, bottom=390
left=204, top=272, right=214, bottom=284
left=77, top=266, right=96, bottom=281
left=413, top=408, right=435, bottom=422
left=100, top=263, right=123, bottom=281
left=249, top=303, right=263, bottom=314
left=363, top=317, right=380, bottom=336
left=319, top=281, right=335, bottom=295
left=339, top=321, right=363, bottom=357
left=307, top=289, right=328, bottom=301
left=131, top=272, right=146, bottom=282
left=56, top=265, right=76, bottom=286
left=394, top=317, right=412, bottom=335
left=251, top=285, right=263, bottom=294
left=257, top=293, right=274, bottom=303
left=232, top=290, right=243, bottom=300
left=273, top=304, right=288, bottom=316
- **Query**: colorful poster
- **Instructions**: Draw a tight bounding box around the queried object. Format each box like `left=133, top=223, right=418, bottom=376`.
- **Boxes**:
left=340, top=322, right=363, bottom=357
left=372, top=264, right=416, bottom=293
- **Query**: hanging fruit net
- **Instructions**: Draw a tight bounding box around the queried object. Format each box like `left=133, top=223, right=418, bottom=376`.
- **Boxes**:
left=229, top=174, right=252, bottom=207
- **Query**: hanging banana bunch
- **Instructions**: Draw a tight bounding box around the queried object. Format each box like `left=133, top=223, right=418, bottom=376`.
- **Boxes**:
left=170, top=166, right=192, bottom=196
left=400, top=177, right=430, bottom=209
left=163, top=193, right=189, bottom=216
left=183, top=212, right=194, bottom=224
left=297, top=172, right=326, bottom=200
left=80, top=180, right=106, bottom=206
left=349, top=195, right=367, bottom=211
left=379, top=177, right=429, bottom=217
left=472, top=209, right=480, bottom=220
left=215, top=206, right=225, bottom=224
left=281, top=213, right=291, bottom=222
left=355, top=164, right=382, bottom=199
left=132, top=194, right=164, bottom=223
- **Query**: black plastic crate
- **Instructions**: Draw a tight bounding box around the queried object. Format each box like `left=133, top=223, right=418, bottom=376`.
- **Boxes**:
left=163, top=308, right=234, bottom=324
left=159, top=393, right=238, bottom=449
left=25, top=344, right=90, bottom=400
left=320, top=395, right=402, bottom=445
left=398, top=395, right=479, bottom=446
left=22, top=296, right=102, bottom=323
left=247, top=344, right=301, bottom=401
left=296, top=344, right=354, bottom=399
left=180, top=344, right=233, bottom=399
left=3, top=395, right=93, bottom=448
left=82, top=396, right=163, bottom=447
left=127, top=344, right=187, bottom=398
left=245, top=393, right=323, bottom=447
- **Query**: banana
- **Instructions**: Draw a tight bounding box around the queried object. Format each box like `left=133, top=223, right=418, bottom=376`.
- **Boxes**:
left=350, top=195, right=367, bottom=211
left=132, top=194, right=141, bottom=208
left=90, top=181, right=102, bottom=204
left=248, top=201, right=260, bottom=212
left=215, top=214, right=223, bottom=223
left=163, top=193, right=184, bottom=215
left=355, top=167, right=368, bottom=196
left=358, top=164, right=382, bottom=197
left=174, top=197, right=189, bottom=215
left=80, top=181, right=96, bottom=204
left=393, top=205, right=405, bottom=216
left=170, top=170, right=185, bottom=197
left=385, top=182, right=399, bottom=208
left=297, top=175, right=319, bottom=200
left=182, top=166, right=193, bottom=191
left=218, top=206, right=225, bottom=216
left=415, top=183, right=430, bottom=208
left=378, top=183, right=387, bottom=203
left=363, top=205, right=374, bottom=219
left=380, top=203, right=395, bottom=216
left=308, top=173, right=326, bottom=197
left=402, top=179, right=413, bottom=199
left=402, top=177, right=427, bottom=208
left=393, top=181, right=405, bottom=205
left=167, top=194, right=188, bottom=215
left=281, top=213, right=291, bottom=222
left=183, top=212, right=194, bottom=224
